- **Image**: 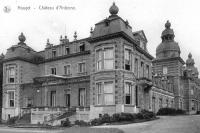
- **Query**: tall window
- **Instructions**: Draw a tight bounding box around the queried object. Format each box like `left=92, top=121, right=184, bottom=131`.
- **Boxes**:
left=104, top=82, right=114, bottom=105
left=96, top=49, right=102, bottom=71
left=64, top=65, right=71, bottom=75
left=65, top=47, right=70, bottom=55
left=51, top=68, right=56, bottom=75
left=125, top=82, right=132, bottom=104
left=52, top=50, right=56, bottom=58
left=163, top=66, right=168, bottom=75
left=134, top=58, right=138, bottom=78
left=191, top=100, right=195, bottom=110
left=146, top=65, right=150, bottom=78
left=96, top=48, right=114, bottom=70
left=125, top=49, right=131, bottom=71
left=79, top=88, right=86, bottom=106
left=191, top=87, right=194, bottom=95
left=104, top=48, right=114, bottom=69
left=78, top=62, right=86, bottom=73
left=8, top=91, right=14, bottom=107
left=50, top=91, right=56, bottom=107
left=97, top=83, right=103, bottom=105
left=159, top=98, right=163, bottom=108
left=97, top=82, right=114, bottom=105
left=140, top=62, right=144, bottom=77
left=135, top=85, right=138, bottom=106
left=7, top=67, right=15, bottom=83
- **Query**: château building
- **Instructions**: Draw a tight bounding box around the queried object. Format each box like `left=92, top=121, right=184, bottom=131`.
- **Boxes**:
left=2, top=3, right=200, bottom=123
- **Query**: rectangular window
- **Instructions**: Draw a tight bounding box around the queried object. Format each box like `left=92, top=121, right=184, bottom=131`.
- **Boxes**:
left=51, top=68, right=56, bottom=75
left=146, top=65, right=150, bottom=78
left=65, top=47, right=70, bottom=55
left=64, top=65, right=71, bottom=75
left=8, top=91, right=14, bottom=107
left=125, top=49, right=131, bottom=71
left=191, top=100, right=195, bottom=110
left=52, top=50, right=56, bottom=58
left=125, top=82, right=132, bottom=104
left=7, top=67, right=15, bottom=83
left=159, top=98, right=162, bottom=108
left=96, top=49, right=102, bottom=71
left=104, top=48, right=114, bottom=69
left=104, top=82, right=114, bottom=105
left=80, top=44, right=85, bottom=52
left=191, top=87, right=194, bottom=95
left=97, top=82, right=114, bottom=105
left=134, top=58, right=138, bottom=78
left=50, top=91, right=56, bottom=107
left=163, top=66, right=168, bottom=75
left=97, top=83, right=103, bottom=105
left=141, top=62, right=144, bottom=77
left=79, top=88, right=86, bottom=106
left=78, top=62, right=86, bottom=73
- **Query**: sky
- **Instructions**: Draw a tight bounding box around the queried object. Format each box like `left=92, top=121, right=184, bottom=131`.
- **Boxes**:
left=1, top=0, right=200, bottom=70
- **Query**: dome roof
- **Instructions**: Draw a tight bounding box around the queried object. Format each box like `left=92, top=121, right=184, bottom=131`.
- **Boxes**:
left=109, top=2, right=119, bottom=15
left=186, top=53, right=195, bottom=66
left=5, top=33, right=37, bottom=61
left=156, top=21, right=180, bottom=59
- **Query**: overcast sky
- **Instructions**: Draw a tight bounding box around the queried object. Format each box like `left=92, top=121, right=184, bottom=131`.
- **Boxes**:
left=1, top=0, right=200, bottom=70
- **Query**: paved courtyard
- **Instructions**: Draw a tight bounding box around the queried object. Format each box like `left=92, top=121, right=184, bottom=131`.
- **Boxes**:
left=95, top=115, right=200, bottom=133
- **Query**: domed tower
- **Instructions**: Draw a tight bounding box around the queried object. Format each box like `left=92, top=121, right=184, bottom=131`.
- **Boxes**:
left=153, top=21, right=185, bottom=110
left=185, top=53, right=199, bottom=78
left=156, top=21, right=180, bottom=59
left=153, top=21, right=185, bottom=76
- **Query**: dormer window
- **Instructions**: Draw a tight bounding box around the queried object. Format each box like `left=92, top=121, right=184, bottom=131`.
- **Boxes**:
left=52, top=49, right=56, bottom=58
left=163, top=66, right=168, bottom=75
left=65, top=47, right=70, bottom=55
left=80, top=44, right=85, bottom=52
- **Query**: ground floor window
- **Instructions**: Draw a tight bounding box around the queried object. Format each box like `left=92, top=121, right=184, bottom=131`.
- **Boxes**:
left=50, top=91, right=56, bottom=107
left=159, top=98, right=162, bottom=108
left=191, top=100, right=195, bottom=110
left=96, top=81, right=114, bottom=105
left=79, top=88, right=86, bottom=106
left=8, top=91, right=14, bottom=107
left=125, top=82, right=132, bottom=104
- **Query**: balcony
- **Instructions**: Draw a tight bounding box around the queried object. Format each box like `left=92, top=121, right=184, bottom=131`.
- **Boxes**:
left=137, top=77, right=153, bottom=90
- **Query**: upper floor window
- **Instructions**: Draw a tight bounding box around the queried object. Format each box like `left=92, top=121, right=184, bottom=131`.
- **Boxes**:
left=146, top=65, right=150, bottom=78
left=125, top=49, right=131, bottom=71
left=52, top=50, right=56, bottom=58
left=64, top=65, right=71, bottom=75
left=79, top=44, right=85, bottom=52
left=7, top=66, right=15, bottom=83
left=78, top=62, right=86, bottom=73
left=8, top=91, right=14, bottom=107
left=125, top=82, right=132, bottom=104
left=134, top=58, right=138, bottom=77
left=104, top=48, right=114, bottom=69
left=141, top=61, right=144, bottom=77
left=51, top=67, right=56, bottom=75
left=191, top=87, right=194, bottom=95
left=96, top=47, right=114, bottom=71
left=97, top=81, right=114, bottom=105
left=65, top=47, right=70, bottom=55
left=163, top=66, right=168, bottom=75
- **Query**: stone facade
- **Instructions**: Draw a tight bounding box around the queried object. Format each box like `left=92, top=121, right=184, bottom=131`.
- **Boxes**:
left=1, top=3, right=200, bottom=121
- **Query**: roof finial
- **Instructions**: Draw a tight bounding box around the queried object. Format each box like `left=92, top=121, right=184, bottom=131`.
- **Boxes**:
left=165, top=20, right=171, bottom=29
left=18, top=32, right=26, bottom=44
left=109, top=2, right=119, bottom=15
left=74, top=31, right=77, bottom=41
left=188, top=52, right=192, bottom=58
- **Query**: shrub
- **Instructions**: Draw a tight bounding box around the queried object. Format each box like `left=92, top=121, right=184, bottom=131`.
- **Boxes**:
left=91, top=118, right=102, bottom=126
left=7, top=116, right=19, bottom=125
left=61, top=118, right=71, bottom=127
left=157, top=107, right=185, bottom=115
left=74, top=120, right=89, bottom=126
left=196, top=111, right=200, bottom=114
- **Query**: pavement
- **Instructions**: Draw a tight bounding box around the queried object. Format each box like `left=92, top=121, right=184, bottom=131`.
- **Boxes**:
left=0, top=115, right=200, bottom=133
left=94, top=115, right=200, bottom=133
